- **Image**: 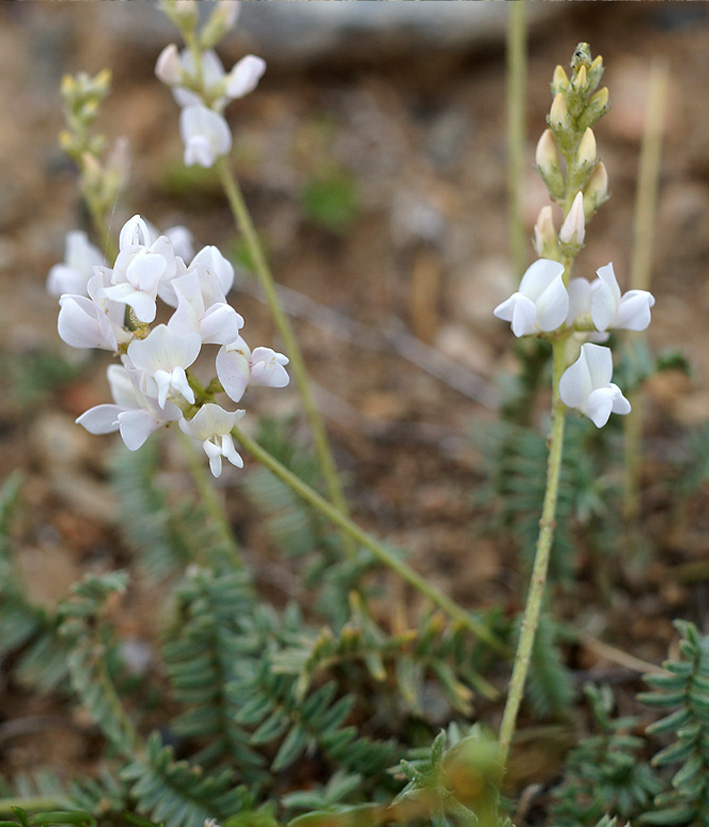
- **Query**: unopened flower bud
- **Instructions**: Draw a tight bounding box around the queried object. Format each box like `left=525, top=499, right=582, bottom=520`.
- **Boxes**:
left=551, top=65, right=569, bottom=96
left=589, top=55, right=604, bottom=89
left=200, top=1, right=241, bottom=50
left=576, top=128, right=597, bottom=168
left=583, top=162, right=609, bottom=217
left=535, top=129, right=564, bottom=199
left=572, top=64, right=588, bottom=93
left=581, top=87, right=610, bottom=129
left=549, top=93, right=569, bottom=131
left=533, top=206, right=557, bottom=257
left=155, top=44, right=182, bottom=86
left=559, top=191, right=585, bottom=246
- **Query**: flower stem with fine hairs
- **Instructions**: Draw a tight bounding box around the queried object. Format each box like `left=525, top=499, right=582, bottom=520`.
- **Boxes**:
left=231, top=422, right=508, bottom=660
left=216, top=157, right=355, bottom=558
left=497, top=339, right=567, bottom=768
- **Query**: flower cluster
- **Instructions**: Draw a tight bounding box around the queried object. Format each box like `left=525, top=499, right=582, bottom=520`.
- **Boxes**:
left=494, top=258, right=655, bottom=428
left=155, top=0, right=265, bottom=168
left=49, top=214, right=289, bottom=476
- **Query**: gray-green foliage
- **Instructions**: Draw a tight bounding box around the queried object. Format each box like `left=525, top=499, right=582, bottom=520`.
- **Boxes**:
left=640, top=621, right=709, bottom=826
left=550, top=684, right=662, bottom=826
left=0, top=436, right=504, bottom=827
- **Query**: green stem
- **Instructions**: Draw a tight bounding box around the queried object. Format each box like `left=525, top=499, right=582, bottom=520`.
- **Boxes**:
left=497, top=340, right=567, bottom=768
left=177, top=429, right=243, bottom=570
left=215, top=157, right=355, bottom=557
left=506, top=0, right=527, bottom=284
left=0, top=798, right=65, bottom=816
left=231, top=424, right=508, bottom=655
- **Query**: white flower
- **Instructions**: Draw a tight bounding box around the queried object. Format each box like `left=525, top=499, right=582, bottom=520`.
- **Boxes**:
left=591, top=262, right=655, bottom=332
left=57, top=270, right=131, bottom=352
left=250, top=347, right=290, bottom=388
left=76, top=365, right=181, bottom=450
left=47, top=230, right=105, bottom=297
left=155, top=44, right=182, bottom=87
left=493, top=259, right=569, bottom=337
left=98, top=215, right=179, bottom=323
left=558, top=342, right=631, bottom=428
left=180, top=105, right=232, bottom=168
left=126, top=324, right=202, bottom=408
left=190, top=245, right=235, bottom=296
left=167, top=265, right=244, bottom=345
left=179, top=403, right=246, bottom=477
left=171, top=49, right=229, bottom=110
left=216, top=338, right=289, bottom=403
left=225, top=55, right=266, bottom=100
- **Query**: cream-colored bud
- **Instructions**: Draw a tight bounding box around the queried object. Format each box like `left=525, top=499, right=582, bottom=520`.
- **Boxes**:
left=583, top=162, right=609, bottom=216
left=576, top=128, right=597, bottom=167
left=549, top=93, right=569, bottom=130
left=590, top=56, right=603, bottom=73
left=559, top=191, right=586, bottom=246
left=590, top=86, right=609, bottom=111
left=572, top=64, right=588, bottom=92
left=533, top=206, right=557, bottom=255
left=552, top=65, right=569, bottom=95
left=536, top=129, right=559, bottom=174
left=535, top=129, right=564, bottom=199
left=155, top=44, right=182, bottom=86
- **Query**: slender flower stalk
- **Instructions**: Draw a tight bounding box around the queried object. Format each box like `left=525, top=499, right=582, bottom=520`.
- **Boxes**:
left=215, top=157, right=355, bottom=557
left=493, top=43, right=652, bottom=770
left=230, top=423, right=508, bottom=658
left=496, top=340, right=566, bottom=767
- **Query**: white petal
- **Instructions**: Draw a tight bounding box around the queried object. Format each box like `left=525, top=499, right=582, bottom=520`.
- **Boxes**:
left=125, top=251, right=167, bottom=293
left=119, top=215, right=152, bottom=250
left=220, top=433, right=244, bottom=468
left=163, top=225, right=194, bottom=261
left=106, top=365, right=141, bottom=410
left=559, top=347, right=594, bottom=409
left=518, top=259, right=566, bottom=300
left=128, top=324, right=202, bottom=373
left=76, top=404, right=122, bottom=434
left=534, top=277, right=569, bottom=332
left=225, top=55, right=266, bottom=99
left=155, top=44, right=182, bottom=86
left=180, top=106, right=232, bottom=166
left=216, top=342, right=251, bottom=402
left=47, top=264, right=88, bottom=297
left=57, top=295, right=118, bottom=351
left=200, top=303, right=243, bottom=345
left=583, top=387, right=617, bottom=428
left=583, top=342, right=613, bottom=388
left=180, top=403, right=245, bottom=440
left=566, top=278, right=592, bottom=325
left=190, top=245, right=235, bottom=296
left=117, top=409, right=162, bottom=451
left=250, top=347, right=290, bottom=388
left=615, top=290, right=655, bottom=331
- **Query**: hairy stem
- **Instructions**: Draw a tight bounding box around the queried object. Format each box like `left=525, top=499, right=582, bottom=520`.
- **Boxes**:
left=497, top=340, right=567, bottom=768
left=231, top=423, right=508, bottom=655
left=215, top=157, right=355, bottom=558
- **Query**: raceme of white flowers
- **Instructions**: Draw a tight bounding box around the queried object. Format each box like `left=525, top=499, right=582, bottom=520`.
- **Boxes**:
left=155, top=1, right=266, bottom=168
left=493, top=257, right=655, bottom=427
left=49, top=214, right=290, bottom=476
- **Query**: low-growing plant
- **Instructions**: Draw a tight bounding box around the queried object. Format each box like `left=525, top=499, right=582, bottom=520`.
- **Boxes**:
left=1, top=4, right=701, bottom=827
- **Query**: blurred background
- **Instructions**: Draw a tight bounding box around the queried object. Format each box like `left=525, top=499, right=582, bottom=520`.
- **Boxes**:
left=1, top=0, right=709, bottom=778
